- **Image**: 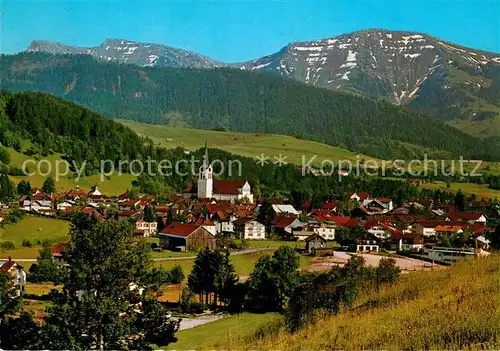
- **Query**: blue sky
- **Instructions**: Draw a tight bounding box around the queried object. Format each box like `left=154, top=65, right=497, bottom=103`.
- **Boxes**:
left=2, top=0, right=500, bottom=62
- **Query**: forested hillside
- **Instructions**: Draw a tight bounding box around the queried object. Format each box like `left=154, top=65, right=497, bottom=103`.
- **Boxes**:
left=2, top=53, right=500, bottom=160
left=0, top=91, right=146, bottom=172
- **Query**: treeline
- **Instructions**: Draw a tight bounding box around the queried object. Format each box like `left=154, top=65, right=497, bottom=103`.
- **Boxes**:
left=2, top=53, right=500, bottom=160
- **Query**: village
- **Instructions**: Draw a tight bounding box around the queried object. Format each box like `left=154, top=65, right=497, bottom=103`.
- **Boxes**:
left=0, top=147, right=495, bottom=300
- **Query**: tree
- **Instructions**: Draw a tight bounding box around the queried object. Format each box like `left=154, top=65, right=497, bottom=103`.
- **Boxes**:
left=0, top=270, right=22, bottom=349
left=376, top=258, right=400, bottom=285
left=247, top=246, right=300, bottom=312
left=257, top=200, right=276, bottom=233
left=143, top=205, right=156, bottom=223
left=16, top=180, right=31, bottom=197
left=27, top=245, right=67, bottom=284
left=0, top=147, right=10, bottom=165
left=187, top=247, right=215, bottom=306
left=487, top=225, right=500, bottom=251
left=454, top=189, right=465, bottom=211
left=187, top=248, right=236, bottom=307
left=40, top=213, right=179, bottom=349
left=213, top=251, right=238, bottom=306
left=285, top=255, right=363, bottom=331
left=42, top=176, right=55, bottom=194
left=169, top=265, right=185, bottom=284
left=0, top=312, right=43, bottom=350
left=0, top=174, right=16, bottom=201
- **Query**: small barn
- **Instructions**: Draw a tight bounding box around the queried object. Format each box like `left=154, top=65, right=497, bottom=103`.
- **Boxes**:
left=159, top=222, right=216, bottom=251
left=305, top=233, right=327, bottom=254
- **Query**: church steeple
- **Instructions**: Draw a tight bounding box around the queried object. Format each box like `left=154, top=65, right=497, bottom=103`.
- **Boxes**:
left=202, top=141, right=210, bottom=171
left=197, top=141, right=213, bottom=198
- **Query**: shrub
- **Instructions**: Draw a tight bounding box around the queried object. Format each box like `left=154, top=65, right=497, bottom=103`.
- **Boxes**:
left=169, top=265, right=185, bottom=284
left=0, top=241, right=15, bottom=250
left=21, top=239, right=32, bottom=248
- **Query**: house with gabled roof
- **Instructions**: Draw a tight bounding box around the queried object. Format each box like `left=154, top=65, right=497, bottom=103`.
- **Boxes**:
left=364, top=221, right=400, bottom=240
left=134, top=219, right=158, bottom=237
left=445, top=212, right=487, bottom=224
left=233, top=218, right=265, bottom=240
left=271, top=204, right=301, bottom=215
left=320, top=201, right=338, bottom=212
left=158, top=222, right=216, bottom=251
left=212, top=210, right=235, bottom=234
left=271, top=214, right=304, bottom=237
left=0, top=258, right=26, bottom=295
left=349, top=192, right=371, bottom=202
left=390, top=233, right=425, bottom=251
left=194, top=217, right=217, bottom=236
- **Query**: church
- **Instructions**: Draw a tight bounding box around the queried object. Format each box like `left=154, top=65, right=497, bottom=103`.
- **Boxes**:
left=181, top=145, right=254, bottom=203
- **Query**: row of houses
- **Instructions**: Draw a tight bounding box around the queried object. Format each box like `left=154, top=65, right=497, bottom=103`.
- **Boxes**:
left=14, top=184, right=495, bottom=256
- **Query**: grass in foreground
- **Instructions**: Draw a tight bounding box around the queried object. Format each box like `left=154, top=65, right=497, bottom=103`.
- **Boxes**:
left=224, top=255, right=500, bottom=350
left=167, top=313, right=281, bottom=350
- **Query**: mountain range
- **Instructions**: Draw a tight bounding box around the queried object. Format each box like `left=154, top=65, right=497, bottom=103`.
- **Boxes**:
left=26, top=29, right=500, bottom=137
left=2, top=50, right=500, bottom=161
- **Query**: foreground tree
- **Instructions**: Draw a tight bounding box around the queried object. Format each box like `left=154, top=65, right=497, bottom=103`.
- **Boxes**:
left=247, top=246, right=300, bottom=312
left=0, top=270, right=23, bottom=348
left=40, top=213, right=179, bottom=350
left=187, top=248, right=237, bottom=307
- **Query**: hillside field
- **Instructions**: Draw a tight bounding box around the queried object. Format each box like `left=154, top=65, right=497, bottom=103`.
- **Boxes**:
left=222, top=255, right=500, bottom=350
left=6, top=147, right=135, bottom=195
left=120, top=120, right=379, bottom=165
left=0, top=216, right=70, bottom=246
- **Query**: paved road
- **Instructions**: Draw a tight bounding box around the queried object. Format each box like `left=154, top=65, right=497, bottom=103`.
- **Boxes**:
left=177, top=315, right=224, bottom=330
left=8, top=248, right=272, bottom=262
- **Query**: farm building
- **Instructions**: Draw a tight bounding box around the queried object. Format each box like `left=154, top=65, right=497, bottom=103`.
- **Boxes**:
left=159, top=222, right=216, bottom=251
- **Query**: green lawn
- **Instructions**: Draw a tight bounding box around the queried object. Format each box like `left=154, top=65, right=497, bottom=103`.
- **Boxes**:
left=0, top=216, right=70, bottom=246
left=154, top=249, right=313, bottom=278
left=120, top=120, right=379, bottom=165
left=167, top=313, right=281, bottom=350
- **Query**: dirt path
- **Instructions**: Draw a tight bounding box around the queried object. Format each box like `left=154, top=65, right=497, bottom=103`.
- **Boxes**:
left=305, top=251, right=443, bottom=272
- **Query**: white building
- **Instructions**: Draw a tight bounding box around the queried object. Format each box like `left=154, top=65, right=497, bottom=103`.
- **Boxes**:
left=314, top=226, right=336, bottom=241
left=134, top=220, right=158, bottom=237
left=233, top=218, right=265, bottom=240
left=421, top=247, right=476, bottom=264
left=57, top=200, right=76, bottom=211
left=271, top=204, right=301, bottom=215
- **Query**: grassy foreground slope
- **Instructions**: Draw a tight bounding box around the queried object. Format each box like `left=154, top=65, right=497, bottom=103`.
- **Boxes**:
left=120, top=120, right=379, bottom=165
left=223, top=255, right=500, bottom=350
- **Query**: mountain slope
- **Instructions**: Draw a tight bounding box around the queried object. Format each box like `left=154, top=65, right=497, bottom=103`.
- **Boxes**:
left=27, top=38, right=223, bottom=69
left=27, top=30, right=500, bottom=137
left=242, top=29, right=500, bottom=136
left=2, top=52, right=500, bottom=160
